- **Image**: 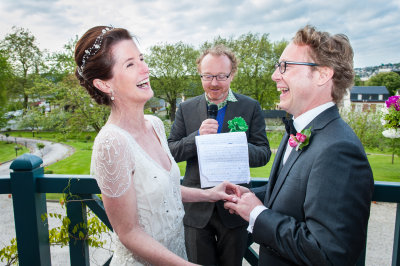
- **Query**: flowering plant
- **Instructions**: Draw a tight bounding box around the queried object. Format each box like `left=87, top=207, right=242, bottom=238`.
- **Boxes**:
left=288, top=127, right=312, bottom=151
left=381, top=95, right=400, bottom=138
left=228, top=117, right=248, bottom=132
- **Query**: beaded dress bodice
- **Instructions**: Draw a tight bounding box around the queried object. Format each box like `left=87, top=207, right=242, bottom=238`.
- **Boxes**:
left=91, top=115, right=186, bottom=265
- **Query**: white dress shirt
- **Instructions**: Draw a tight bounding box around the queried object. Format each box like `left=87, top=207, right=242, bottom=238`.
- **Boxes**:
left=247, top=102, right=335, bottom=233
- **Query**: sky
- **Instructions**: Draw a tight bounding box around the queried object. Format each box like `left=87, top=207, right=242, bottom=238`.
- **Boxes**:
left=0, top=0, right=399, bottom=69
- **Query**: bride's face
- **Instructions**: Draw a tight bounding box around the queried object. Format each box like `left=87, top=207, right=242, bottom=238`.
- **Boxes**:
left=108, top=40, right=153, bottom=104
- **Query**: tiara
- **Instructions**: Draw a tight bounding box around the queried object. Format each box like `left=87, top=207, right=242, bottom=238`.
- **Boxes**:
left=77, top=26, right=114, bottom=77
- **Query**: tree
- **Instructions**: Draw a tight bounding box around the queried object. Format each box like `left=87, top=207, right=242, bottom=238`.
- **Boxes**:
left=367, top=72, right=400, bottom=96
left=233, top=33, right=287, bottom=109
left=0, top=50, right=12, bottom=106
left=354, top=75, right=365, bottom=86
left=46, top=37, right=78, bottom=82
left=0, top=50, right=13, bottom=128
left=18, top=107, right=42, bottom=132
left=146, top=42, right=201, bottom=121
left=27, top=37, right=109, bottom=133
left=1, top=26, right=43, bottom=109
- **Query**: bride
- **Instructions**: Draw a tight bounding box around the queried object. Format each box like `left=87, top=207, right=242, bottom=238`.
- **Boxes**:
left=74, top=26, right=241, bottom=265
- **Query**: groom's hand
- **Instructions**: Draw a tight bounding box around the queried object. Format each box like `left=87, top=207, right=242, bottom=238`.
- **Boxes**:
left=208, top=181, right=241, bottom=202
left=224, top=192, right=263, bottom=222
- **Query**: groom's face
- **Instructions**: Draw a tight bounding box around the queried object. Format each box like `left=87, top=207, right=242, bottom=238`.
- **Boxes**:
left=272, top=42, right=320, bottom=117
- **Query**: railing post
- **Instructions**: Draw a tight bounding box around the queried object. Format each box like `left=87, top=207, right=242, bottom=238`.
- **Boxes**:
left=9, top=153, right=51, bottom=265
left=67, top=193, right=89, bottom=266
left=392, top=203, right=400, bottom=266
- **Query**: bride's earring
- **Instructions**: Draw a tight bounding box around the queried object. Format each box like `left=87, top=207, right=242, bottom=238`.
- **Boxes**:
left=110, top=90, right=115, bottom=101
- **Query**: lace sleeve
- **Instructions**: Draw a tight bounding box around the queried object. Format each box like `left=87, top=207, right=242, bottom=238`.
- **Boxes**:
left=91, top=127, right=135, bottom=198
left=147, top=115, right=167, bottom=143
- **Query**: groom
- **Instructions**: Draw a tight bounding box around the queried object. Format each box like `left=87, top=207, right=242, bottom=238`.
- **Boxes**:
left=225, top=25, right=374, bottom=265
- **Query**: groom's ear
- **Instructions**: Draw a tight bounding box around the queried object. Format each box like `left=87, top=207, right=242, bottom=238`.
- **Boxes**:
left=93, top=79, right=112, bottom=94
left=317, top=66, right=334, bottom=86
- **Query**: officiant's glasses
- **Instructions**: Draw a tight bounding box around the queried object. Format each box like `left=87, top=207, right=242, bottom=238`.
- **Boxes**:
left=200, top=71, right=232, bottom=81
left=275, top=61, right=319, bottom=74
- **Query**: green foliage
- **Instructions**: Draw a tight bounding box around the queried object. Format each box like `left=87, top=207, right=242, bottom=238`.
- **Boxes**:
left=354, top=75, right=365, bottom=86
left=1, top=184, right=111, bottom=265
left=0, top=26, right=43, bottom=109
left=0, top=238, right=17, bottom=265
left=46, top=36, right=78, bottom=79
left=367, top=72, right=400, bottom=96
left=341, top=109, right=391, bottom=150
left=0, top=141, right=29, bottom=162
left=36, top=142, right=45, bottom=157
left=146, top=42, right=201, bottom=121
left=201, top=33, right=287, bottom=109
left=0, top=50, right=12, bottom=106
left=17, top=107, right=42, bottom=131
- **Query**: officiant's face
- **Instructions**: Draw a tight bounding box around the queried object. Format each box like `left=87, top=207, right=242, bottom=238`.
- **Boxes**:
left=199, top=54, right=233, bottom=105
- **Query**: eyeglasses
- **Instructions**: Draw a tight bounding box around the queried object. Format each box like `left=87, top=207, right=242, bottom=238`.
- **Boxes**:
left=200, top=71, right=232, bottom=81
left=274, top=61, right=319, bottom=74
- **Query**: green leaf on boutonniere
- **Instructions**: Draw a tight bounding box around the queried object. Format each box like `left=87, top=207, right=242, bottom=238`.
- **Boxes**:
left=228, top=117, right=248, bottom=132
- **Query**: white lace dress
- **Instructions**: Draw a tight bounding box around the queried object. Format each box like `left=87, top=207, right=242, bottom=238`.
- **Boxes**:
left=91, top=115, right=187, bottom=265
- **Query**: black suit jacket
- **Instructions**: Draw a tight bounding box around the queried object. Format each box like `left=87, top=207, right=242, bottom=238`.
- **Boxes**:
left=252, top=106, right=374, bottom=265
left=168, top=93, right=271, bottom=228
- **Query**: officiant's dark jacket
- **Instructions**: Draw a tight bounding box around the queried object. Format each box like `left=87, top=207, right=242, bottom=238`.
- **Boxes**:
left=168, top=92, right=271, bottom=229
left=252, top=105, right=374, bottom=265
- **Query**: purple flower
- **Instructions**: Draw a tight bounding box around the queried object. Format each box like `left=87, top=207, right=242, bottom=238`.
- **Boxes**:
left=386, top=95, right=400, bottom=111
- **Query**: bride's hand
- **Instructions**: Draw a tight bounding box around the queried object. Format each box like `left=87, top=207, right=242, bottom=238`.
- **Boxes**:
left=208, top=181, right=243, bottom=202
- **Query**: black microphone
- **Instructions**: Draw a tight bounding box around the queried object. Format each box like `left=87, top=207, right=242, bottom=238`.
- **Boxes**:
left=207, top=104, right=218, bottom=119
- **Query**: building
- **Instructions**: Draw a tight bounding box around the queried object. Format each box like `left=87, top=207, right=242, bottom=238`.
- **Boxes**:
left=342, top=86, right=389, bottom=112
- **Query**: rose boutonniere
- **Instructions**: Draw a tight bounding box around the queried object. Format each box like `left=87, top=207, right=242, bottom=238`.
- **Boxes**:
left=288, top=127, right=312, bottom=151
left=228, top=117, right=248, bottom=132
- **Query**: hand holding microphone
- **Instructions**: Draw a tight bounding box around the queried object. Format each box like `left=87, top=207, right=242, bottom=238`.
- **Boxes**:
left=199, top=104, right=219, bottom=135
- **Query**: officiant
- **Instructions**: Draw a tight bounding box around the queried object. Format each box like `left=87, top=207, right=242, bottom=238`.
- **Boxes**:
left=168, top=44, right=271, bottom=266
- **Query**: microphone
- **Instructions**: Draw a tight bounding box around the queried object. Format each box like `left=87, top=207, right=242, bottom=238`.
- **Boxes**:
left=207, top=104, right=218, bottom=119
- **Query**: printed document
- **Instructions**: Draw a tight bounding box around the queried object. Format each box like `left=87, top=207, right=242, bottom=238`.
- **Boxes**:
left=195, top=132, right=250, bottom=188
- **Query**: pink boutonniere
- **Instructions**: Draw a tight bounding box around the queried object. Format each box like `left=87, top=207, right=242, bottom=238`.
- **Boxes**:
left=288, top=127, right=312, bottom=151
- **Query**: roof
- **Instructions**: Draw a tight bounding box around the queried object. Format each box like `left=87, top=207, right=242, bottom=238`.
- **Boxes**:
left=350, top=86, right=389, bottom=95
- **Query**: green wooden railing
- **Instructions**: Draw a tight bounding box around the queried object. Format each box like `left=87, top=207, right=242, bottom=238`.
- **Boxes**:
left=1, top=153, right=400, bottom=265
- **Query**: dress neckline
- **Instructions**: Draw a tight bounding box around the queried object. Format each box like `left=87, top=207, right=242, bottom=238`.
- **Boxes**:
left=104, top=117, right=173, bottom=174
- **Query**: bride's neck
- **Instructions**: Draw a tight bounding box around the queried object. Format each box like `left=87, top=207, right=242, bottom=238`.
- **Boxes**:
left=107, top=104, right=147, bottom=133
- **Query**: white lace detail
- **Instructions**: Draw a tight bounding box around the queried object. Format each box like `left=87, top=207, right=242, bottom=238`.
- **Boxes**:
left=91, top=127, right=134, bottom=198
left=92, top=115, right=187, bottom=264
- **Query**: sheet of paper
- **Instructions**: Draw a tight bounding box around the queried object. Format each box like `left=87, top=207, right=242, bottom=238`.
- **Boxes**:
left=195, top=132, right=250, bottom=188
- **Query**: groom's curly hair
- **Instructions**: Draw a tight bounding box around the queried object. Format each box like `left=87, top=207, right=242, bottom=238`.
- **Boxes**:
left=293, top=25, right=355, bottom=104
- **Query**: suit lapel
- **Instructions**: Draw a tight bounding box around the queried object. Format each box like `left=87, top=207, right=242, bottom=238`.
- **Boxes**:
left=221, top=100, right=236, bottom=133
left=197, top=95, right=208, bottom=123
left=265, top=134, right=289, bottom=202
left=265, top=105, right=341, bottom=207
left=267, top=147, right=303, bottom=207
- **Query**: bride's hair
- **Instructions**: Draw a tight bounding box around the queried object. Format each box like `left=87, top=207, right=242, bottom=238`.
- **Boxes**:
left=74, top=26, right=133, bottom=105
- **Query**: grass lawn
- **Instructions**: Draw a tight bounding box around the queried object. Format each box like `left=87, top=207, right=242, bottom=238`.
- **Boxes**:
left=367, top=154, right=400, bottom=182
left=2, top=131, right=94, bottom=175
left=3, top=130, right=399, bottom=182
left=178, top=150, right=400, bottom=182
left=0, top=141, right=30, bottom=163
left=46, top=141, right=92, bottom=175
